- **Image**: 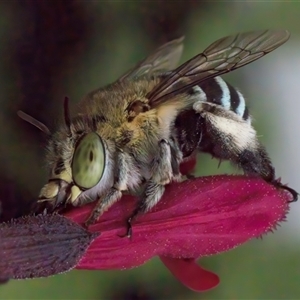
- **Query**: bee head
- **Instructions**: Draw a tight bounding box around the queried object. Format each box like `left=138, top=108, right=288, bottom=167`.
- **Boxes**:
left=19, top=97, right=114, bottom=213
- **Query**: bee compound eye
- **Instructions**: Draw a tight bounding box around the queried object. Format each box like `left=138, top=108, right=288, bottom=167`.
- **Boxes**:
left=72, top=132, right=105, bottom=189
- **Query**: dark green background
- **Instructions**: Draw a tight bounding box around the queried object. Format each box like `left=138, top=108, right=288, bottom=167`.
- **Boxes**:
left=0, top=1, right=299, bottom=299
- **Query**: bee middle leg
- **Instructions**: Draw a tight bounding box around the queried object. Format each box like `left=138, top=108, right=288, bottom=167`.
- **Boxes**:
left=125, top=181, right=165, bottom=238
left=125, top=138, right=181, bottom=237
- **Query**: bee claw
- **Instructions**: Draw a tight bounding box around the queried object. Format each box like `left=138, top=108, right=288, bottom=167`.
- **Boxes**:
left=118, top=217, right=133, bottom=239
left=280, top=185, right=298, bottom=202
left=272, top=180, right=298, bottom=202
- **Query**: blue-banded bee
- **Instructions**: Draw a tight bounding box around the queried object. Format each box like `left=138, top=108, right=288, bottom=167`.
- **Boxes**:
left=19, top=30, right=298, bottom=235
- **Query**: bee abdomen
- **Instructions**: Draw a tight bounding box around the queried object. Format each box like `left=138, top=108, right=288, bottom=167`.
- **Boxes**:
left=175, top=76, right=251, bottom=158
left=193, top=77, right=250, bottom=122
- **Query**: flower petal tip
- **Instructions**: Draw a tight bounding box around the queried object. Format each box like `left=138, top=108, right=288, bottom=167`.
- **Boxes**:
left=160, top=257, right=219, bottom=292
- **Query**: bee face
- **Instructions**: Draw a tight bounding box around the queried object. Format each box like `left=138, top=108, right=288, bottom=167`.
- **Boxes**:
left=39, top=116, right=115, bottom=211
left=19, top=30, right=297, bottom=231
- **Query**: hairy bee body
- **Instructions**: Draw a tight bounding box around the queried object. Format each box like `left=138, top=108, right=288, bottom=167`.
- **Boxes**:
left=19, top=30, right=297, bottom=231
left=46, top=77, right=194, bottom=212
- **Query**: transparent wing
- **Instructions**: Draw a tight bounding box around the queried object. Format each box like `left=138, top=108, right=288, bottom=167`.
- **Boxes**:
left=117, top=37, right=184, bottom=81
left=147, top=30, right=290, bottom=106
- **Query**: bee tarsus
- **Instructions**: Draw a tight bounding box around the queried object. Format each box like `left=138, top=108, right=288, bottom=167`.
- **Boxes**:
left=117, top=216, right=134, bottom=239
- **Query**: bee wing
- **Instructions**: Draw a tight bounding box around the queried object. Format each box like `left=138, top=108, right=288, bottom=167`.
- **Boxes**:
left=117, top=37, right=184, bottom=81
left=147, top=30, right=290, bottom=106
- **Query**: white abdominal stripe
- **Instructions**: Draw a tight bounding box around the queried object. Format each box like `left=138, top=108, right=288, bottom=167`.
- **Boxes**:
left=194, top=101, right=257, bottom=153
left=207, top=111, right=256, bottom=152
left=235, top=90, right=246, bottom=118
left=215, top=77, right=231, bottom=110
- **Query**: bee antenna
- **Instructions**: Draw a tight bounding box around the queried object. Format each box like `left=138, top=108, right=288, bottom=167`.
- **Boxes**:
left=17, top=110, right=51, bottom=135
left=64, top=96, right=71, bottom=134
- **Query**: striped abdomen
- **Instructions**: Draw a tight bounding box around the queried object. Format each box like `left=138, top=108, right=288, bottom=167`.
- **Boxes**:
left=194, top=76, right=250, bottom=122
left=174, top=76, right=250, bottom=158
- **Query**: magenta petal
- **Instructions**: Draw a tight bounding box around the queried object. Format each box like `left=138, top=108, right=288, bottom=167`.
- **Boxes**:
left=65, top=175, right=290, bottom=270
left=160, top=257, right=219, bottom=292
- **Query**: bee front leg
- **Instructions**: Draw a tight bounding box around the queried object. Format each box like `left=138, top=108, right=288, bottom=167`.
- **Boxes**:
left=84, top=188, right=122, bottom=227
left=84, top=150, right=129, bottom=227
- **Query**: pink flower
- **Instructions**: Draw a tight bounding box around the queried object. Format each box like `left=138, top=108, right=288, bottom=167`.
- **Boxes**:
left=65, top=174, right=292, bottom=292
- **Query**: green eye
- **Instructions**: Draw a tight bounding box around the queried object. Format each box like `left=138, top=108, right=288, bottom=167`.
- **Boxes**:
left=72, top=132, right=105, bottom=189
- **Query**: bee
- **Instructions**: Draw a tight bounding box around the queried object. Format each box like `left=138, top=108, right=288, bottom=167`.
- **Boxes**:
left=19, top=30, right=298, bottom=235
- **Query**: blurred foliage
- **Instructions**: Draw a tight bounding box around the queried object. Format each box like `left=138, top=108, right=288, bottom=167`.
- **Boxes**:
left=0, top=0, right=299, bottom=299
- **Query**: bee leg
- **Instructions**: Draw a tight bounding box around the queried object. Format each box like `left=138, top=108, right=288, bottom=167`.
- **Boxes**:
left=84, top=188, right=122, bottom=227
left=169, top=137, right=183, bottom=180
left=124, top=139, right=180, bottom=237
left=125, top=181, right=165, bottom=238
left=84, top=150, right=129, bottom=227
left=151, top=139, right=173, bottom=185
left=152, top=139, right=182, bottom=184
